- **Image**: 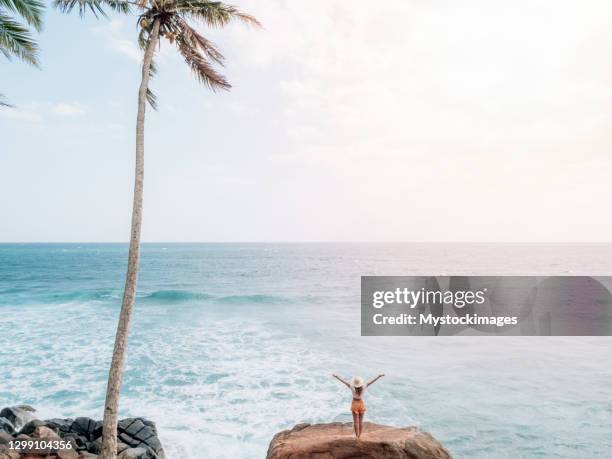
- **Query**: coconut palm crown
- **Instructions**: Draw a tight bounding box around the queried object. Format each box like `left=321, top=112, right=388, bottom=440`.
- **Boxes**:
left=54, top=0, right=259, bottom=107
left=1, top=0, right=45, bottom=105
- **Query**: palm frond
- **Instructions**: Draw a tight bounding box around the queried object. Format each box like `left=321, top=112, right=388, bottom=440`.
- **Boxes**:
left=148, top=55, right=157, bottom=76
left=175, top=28, right=229, bottom=91
left=53, top=0, right=131, bottom=18
left=146, top=87, right=157, bottom=110
left=145, top=58, right=158, bottom=109
left=174, top=0, right=261, bottom=28
left=108, top=0, right=131, bottom=14
left=0, top=0, right=45, bottom=31
left=137, top=22, right=159, bottom=109
left=137, top=20, right=148, bottom=48
left=0, top=12, right=39, bottom=65
left=0, top=92, right=14, bottom=107
left=172, top=15, right=223, bottom=65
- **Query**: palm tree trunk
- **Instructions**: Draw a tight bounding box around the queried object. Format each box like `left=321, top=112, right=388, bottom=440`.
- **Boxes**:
left=100, top=18, right=161, bottom=459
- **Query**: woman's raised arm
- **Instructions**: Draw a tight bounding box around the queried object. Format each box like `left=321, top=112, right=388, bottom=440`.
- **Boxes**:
left=332, top=374, right=350, bottom=388
left=367, top=374, right=385, bottom=387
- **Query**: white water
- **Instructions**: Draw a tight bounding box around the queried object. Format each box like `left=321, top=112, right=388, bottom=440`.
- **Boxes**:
left=0, top=243, right=611, bottom=458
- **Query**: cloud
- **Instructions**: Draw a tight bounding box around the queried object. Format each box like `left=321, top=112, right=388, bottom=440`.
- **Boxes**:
left=228, top=0, right=612, bottom=166
left=92, top=18, right=142, bottom=62
left=92, top=17, right=176, bottom=64
left=110, top=38, right=141, bottom=62
left=53, top=103, right=87, bottom=117
left=0, top=102, right=88, bottom=122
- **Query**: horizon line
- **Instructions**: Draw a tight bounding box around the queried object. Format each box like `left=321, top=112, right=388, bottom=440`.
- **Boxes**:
left=1, top=241, right=611, bottom=244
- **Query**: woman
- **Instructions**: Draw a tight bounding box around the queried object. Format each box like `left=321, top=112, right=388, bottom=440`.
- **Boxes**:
left=332, top=373, right=385, bottom=438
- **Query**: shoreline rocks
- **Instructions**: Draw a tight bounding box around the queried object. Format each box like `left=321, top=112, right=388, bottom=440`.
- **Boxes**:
left=267, top=422, right=452, bottom=459
left=0, top=406, right=164, bottom=459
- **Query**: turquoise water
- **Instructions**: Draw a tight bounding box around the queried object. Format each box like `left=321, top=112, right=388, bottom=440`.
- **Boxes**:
left=0, top=243, right=611, bottom=458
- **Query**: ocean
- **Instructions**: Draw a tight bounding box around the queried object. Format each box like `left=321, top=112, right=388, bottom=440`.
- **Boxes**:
left=0, top=243, right=610, bottom=458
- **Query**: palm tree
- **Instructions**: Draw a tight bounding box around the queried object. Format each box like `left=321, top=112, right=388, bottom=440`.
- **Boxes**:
left=54, top=1, right=259, bottom=457
left=0, top=0, right=44, bottom=105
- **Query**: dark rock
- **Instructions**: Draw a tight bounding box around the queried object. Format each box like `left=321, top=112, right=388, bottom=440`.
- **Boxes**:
left=117, top=418, right=163, bottom=458
left=64, top=432, right=89, bottom=451
left=88, top=437, right=102, bottom=454
left=0, top=418, right=14, bottom=435
left=19, top=419, right=46, bottom=436
left=142, top=435, right=162, bottom=452
left=89, top=438, right=130, bottom=455
left=119, top=431, right=138, bottom=447
left=93, top=420, right=103, bottom=439
left=70, top=417, right=100, bottom=441
left=141, top=419, right=156, bottom=431
left=0, top=407, right=37, bottom=431
left=118, top=441, right=130, bottom=454
left=124, top=419, right=148, bottom=439
left=266, top=422, right=453, bottom=459
left=46, top=418, right=74, bottom=434
left=14, top=405, right=34, bottom=413
left=0, top=408, right=164, bottom=459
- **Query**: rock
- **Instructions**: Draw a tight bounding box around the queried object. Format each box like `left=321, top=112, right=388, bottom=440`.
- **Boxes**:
left=64, top=433, right=89, bottom=451
left=57, top=447, right=80, bottom=459
left=118, top=442, right=131, bottom=455
left=19, top=419, right=46, bottom=436
left=9, top=405, right=35, bottom=413
left=0, top=444, right=20, bottom=459
left=0, top=432, right=12, bottom=445
left=71, top=417, right=101, bottom=441
left=14, top=433, right=31, bottom=442
left=0, top=418, right=14, bottom=435
left=46, top=418, right=74, bottom=435
left=88, top=438, right=101, bottom=454
left=118, top=447, right=153, bottom=459
left=117, top=418, right=164, bottom=458
left=0, top=407, right=37, bottom=432
left=0, top=408, right=163, bottom=459
left=266, top=422, right=453, bottom=459
left=34, top=425, right=61, bottom=440
left=89, top=439, right=130, bottom=455
left=47, top=418, right=74, bottom=432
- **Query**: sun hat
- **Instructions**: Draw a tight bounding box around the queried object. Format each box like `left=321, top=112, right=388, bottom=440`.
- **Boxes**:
left=351, top=376, right=365, bottom=388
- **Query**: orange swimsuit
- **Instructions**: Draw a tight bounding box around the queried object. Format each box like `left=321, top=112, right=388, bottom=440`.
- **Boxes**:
left=351, top=398, right=366, bottom=414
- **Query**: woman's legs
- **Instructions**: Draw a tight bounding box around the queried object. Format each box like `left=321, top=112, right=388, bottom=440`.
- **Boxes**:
left=352, top=411, right=359, bottom=437
left=358, top=412, right=365, bottom=438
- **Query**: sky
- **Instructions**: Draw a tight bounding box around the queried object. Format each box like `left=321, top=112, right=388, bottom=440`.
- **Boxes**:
left=1, top=0, right=612, bottom=242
